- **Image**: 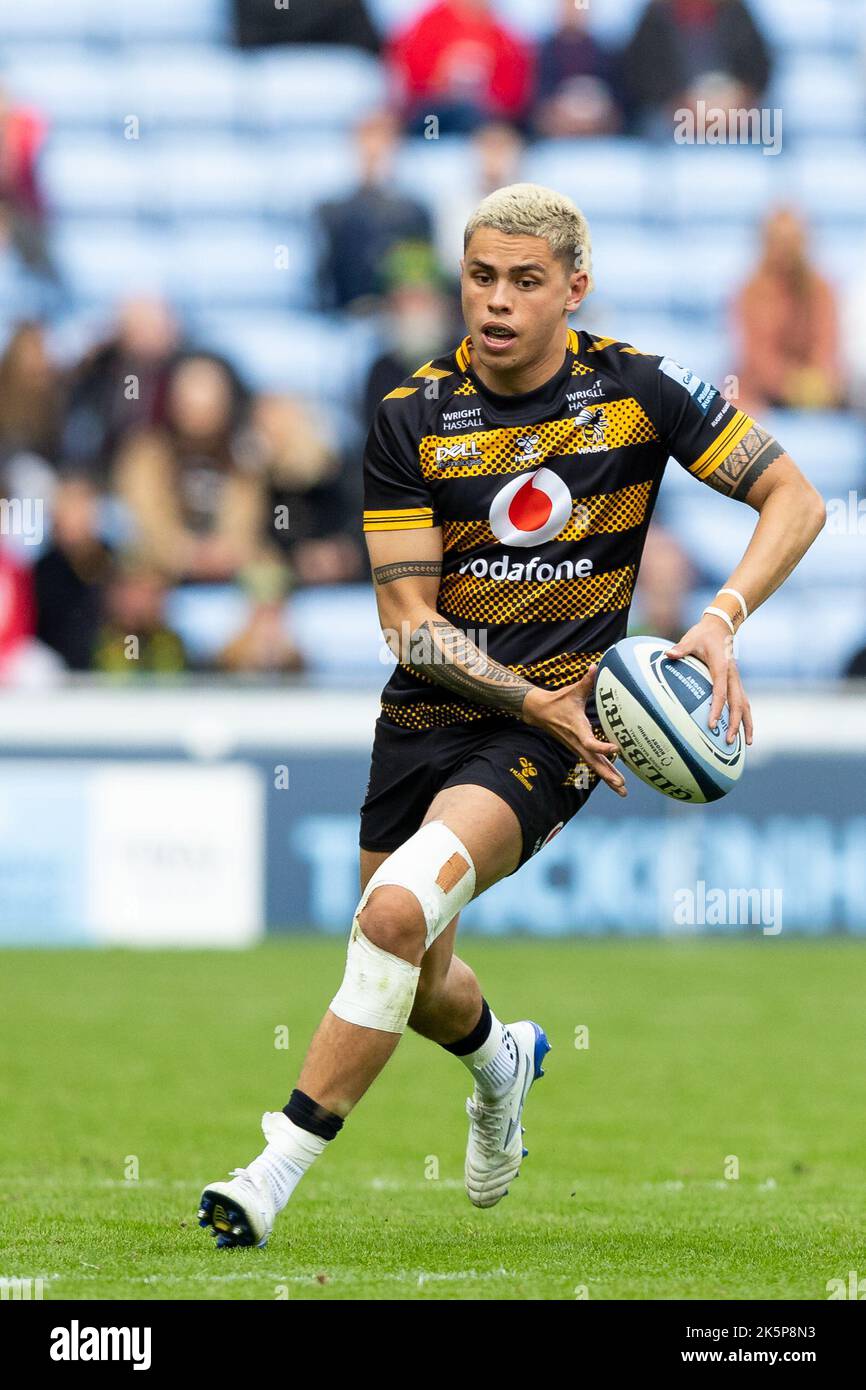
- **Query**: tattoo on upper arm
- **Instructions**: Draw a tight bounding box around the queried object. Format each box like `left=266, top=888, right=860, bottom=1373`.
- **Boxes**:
left=410, top=619, right=532, bottom=715
left=704, top=425, right=785, bottom=500
left=373, top=559, right=442, bottom=586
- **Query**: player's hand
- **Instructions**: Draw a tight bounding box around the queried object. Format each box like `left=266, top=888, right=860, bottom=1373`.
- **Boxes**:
left=665, top=617, right=753, bottom=746
left=522, top=666, right=627, bottom=797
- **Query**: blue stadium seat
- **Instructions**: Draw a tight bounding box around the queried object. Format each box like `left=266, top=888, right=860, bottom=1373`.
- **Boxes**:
left=771, top=56, right=865, bottom=138
left=524, top=139, right=655, bottom=223
left=163, top=585, right=250, bottom=666
left=666, top=147, right=774, bottom=223
left=0, top=0, right=226, bottom=42
left=262, top=138, right=359, bottom=216
left=818, top=226, right=866, bottom=287
left=725, top=586, right=866, bottom=680
left=750, top=0, right=863, bottom=52
left=671, top=227, right=754, bottom=316
left=289, top=586, right=384, bottom=675
left=40, top=136, right=154, bottom=214
left=393, top=136, right=481, bottom=214
left=54, top=222, right=172, bottom=303
left=760, top=412, right=865, bottom=492
left=788, top=144, right=866, bottom=222
left=246, top=47, right=386, bottom=131
left=190, top=311, right=383, bottom=401
left=168, top=222, right=315, bottom=310
left=154, top=136, right=272, bottom=215
left=0, top=47, right=122, bottom=127
left=120, top=48, right=245, bottom=129
left=590, top=229, right=677, bottom=312
left=99, top=0, right=229, bottom=43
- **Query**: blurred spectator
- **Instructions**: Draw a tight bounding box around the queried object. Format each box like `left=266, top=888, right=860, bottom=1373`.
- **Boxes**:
left=434, top=120, right=525, bottom=276
left=842, top=270, right=866, bottom=413
left=33, top=477, right=112, bottom=670
left=92, top=562, right=186, bottom=676
left=629, top=526, right=694, bottom=642
left=621, top=0, right=771, bottom=135
left=0, top=320, right=64, bottom=465
left=62, top=297, right=181, bottom=485
left=363, top=242, right=458, bottom=424
left=232, top=0, right=380, bottom=51
left=113, top=353, right=265, bottom=583
left=217, top=563, right=305, bottom=673
left=845, top=642, right=866, bottom=679
left=733, top=209, right=844, bottom=413
left=252, top=393, right=362, bottom=585
left=388, top=0, right=534, bottom=135
left=0, top=83, right=52, bottom=275
left=0, top=541, right=35, bottom=675
left=533, top=0, right=622, bottom=137
left=316, top=110, right=433, bottom=313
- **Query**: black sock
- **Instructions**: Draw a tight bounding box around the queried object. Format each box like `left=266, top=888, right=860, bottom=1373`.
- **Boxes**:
left=283, top=1088, right=344, bottom=1142
left=440, top=997, right=492, bottom=1057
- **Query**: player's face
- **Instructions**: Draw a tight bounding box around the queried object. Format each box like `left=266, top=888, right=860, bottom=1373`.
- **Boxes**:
left=460, top=228, right=587, bottom=372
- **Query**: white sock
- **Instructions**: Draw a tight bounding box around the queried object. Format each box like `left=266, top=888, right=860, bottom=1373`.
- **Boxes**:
left=457, top=1010, right=519, bottom=1101
left=245, top=1113, right=328, bottom=1215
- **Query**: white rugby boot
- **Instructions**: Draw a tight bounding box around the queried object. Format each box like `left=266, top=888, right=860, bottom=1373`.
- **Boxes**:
left=198, top=1110, right=298, bottom=1249
left=464, top=1019, right=551, bottom=1209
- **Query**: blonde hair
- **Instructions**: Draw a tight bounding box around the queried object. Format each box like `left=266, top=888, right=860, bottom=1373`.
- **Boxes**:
left=464, top=182, right=594, bottom=292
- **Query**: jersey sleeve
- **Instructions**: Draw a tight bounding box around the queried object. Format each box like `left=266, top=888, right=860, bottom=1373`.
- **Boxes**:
left=362, top=401, right=439, bottom=533
left=653, top=356, right=756, bottom=483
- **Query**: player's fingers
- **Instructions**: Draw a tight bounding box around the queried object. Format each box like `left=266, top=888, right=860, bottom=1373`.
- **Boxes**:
left=586, top=751, right=627, bottom=797
left=726, top=666, right=745, bottom=744
left=708, top=660, right=729, bottom=731
left=742, top=697, right=754, bottom=746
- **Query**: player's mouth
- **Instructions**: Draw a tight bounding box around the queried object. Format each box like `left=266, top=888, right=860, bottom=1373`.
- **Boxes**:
left=480, top=322, right=518, bottom=352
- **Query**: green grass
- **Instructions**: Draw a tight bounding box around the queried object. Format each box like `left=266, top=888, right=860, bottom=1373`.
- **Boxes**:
left=1, top=939, right=864, bottom=1300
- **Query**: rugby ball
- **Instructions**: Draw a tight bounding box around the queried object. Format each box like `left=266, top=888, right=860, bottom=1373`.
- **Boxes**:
left=595, top=636, right=745, bottom=803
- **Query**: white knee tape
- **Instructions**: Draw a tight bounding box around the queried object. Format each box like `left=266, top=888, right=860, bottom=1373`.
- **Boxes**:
left=328, top=821, right=477, bottom=1034
left=358, top=820, right=476, bottom=952
left=329, top=917, right=421, bottom=1034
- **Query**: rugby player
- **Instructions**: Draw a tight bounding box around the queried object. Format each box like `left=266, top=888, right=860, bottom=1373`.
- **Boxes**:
left=198, top=183, right=825, bottom=1247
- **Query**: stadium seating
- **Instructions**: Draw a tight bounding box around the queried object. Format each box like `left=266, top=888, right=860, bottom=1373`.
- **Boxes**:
left=0, top=0, right=862, bottom=682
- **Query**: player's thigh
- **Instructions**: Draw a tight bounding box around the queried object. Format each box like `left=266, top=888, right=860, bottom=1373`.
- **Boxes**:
left=421, top=781, right=522, bottom=895
left=359, top=847, right=460, bottom=988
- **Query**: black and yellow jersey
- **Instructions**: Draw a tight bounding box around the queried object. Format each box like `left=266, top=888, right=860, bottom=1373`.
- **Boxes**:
left=363, top=327, right=754, bottom=731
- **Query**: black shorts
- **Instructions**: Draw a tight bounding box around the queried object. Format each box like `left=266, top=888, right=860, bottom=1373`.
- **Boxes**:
left=359, top=712, right=599, bottom=875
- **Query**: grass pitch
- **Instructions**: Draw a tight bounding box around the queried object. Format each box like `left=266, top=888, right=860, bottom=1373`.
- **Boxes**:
left=1, top=938, right=863, bottom=1300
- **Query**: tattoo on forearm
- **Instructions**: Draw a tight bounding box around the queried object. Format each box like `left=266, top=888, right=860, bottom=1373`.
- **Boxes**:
left=373, top=560, right=442, bottom=586
left=409, top=618, right=533, bottom=715
left=705, top=425, right=786, bottom=500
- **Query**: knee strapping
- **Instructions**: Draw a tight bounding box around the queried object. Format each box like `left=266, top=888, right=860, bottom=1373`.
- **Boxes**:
left=329, top=821, right=476, bottom=1034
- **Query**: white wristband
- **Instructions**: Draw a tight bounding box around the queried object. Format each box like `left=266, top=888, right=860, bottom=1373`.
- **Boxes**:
left=718, top=587, right=749, bottom=620
left=702, top=605, right=736, bottom=635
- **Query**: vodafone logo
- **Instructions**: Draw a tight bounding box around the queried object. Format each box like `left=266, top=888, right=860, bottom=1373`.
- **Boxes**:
left=489, top=468, right=572, bottom=547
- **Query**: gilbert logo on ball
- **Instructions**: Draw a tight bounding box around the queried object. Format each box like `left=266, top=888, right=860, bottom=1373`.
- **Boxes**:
left=595, top=636, right=745, bottom=803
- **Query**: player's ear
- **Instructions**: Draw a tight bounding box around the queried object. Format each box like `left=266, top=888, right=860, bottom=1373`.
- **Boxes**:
left=566, top=270, right=589, bottom=312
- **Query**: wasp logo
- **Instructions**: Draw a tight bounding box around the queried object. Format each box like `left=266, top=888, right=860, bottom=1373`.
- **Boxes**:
left=573, top=405, right=608, bottom=449
left=435, top=439, right=483, bottom=466
left=509, top=756, right=538, bottom=790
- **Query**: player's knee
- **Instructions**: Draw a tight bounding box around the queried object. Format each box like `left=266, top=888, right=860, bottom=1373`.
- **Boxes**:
left=357, top=884, right=426, bottom=964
